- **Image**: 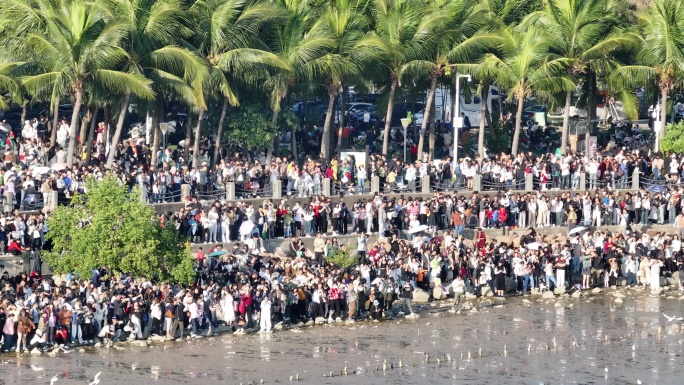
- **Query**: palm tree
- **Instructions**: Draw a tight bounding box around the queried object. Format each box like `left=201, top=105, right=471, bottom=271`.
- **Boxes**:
left=0, top=62, right=23, bottom=112
left=265, top=0, right=333, bottom=162
left=403, top=0, right=496, bottom=160
left=6, top=0, right=154, bottom=165
left=317, top=0, right=379, bottom=159
left=521, top=0, right=633, bottom=154
left=105, top=0, right=208, bottom=168
left=369, top=0, right=450, bottom=157
left=191, top=0, right=286, bottom=167
left=611, top=0, right=684, bottom=151
left=488, top=27, right=574, bottom=155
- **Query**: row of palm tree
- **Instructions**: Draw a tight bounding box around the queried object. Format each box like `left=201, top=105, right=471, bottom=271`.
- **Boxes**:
left=0, top=0, right=683, bottom=166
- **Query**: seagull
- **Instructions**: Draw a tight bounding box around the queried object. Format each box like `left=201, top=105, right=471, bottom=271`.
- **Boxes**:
left=50, top=374, right=59, bottom=385
left=30, top=365, right=45, bottom=371
left=88, top=371, right=102, bottom=385
left=663, top=313, right=683, bottom=322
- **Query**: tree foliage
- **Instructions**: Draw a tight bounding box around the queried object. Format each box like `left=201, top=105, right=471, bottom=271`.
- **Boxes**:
left=325, top=244, right=359, bottom=270
left=44, top=176, right=195, bottom=284
left=223, top=102, right=277, bottom=148
left=661, top=121, right=684, bottom=154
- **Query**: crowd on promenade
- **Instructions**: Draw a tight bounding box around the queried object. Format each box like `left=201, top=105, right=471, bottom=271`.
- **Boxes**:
left=1, top=116, right=683, bottom=215
left=4, top=116, right=684, bottom=354
left=2, top=195, right=684, bottom=353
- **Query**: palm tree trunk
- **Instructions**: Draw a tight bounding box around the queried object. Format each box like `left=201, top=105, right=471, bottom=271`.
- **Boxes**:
left=66, top=86, right=84, bottom=165
left=586, top=68, right=596, bottom=131
left=192, top=109, right=205, bottom=168
left=79, top=108, right=92, bottom=145
left=106, top=91, right=131, bottom=168
left=337, top=85, right=347, bottom=152
left=104, top=105, right=112, bottom=142
left=659, top=87, right=668, bottom=151
left=418, top=75, right=438, bottom=160
left=428, top=101, right=436, bottom=160
left=20, top=100, right=27, bottom=126
left=85, top=108, right=98, bottom=164
left=511, top=93, right=525, bottom=156
left=79, top=107, right=93, bottom=146
left=51, top=95, right=60, bottom=145
left=291, top=124, right=298, bottom=162
left=498, top=92, right=504, bottom=123
left=151, top=106, right=162, bottom=167
left=382, top=77, right=398, bottom=156
left=267, top=108, right=280, bottom=164
left=321, top=87, right=337, bottom=159
left=184, top=113, right=193, bottom=167
left=561, top=90, right=572, bottom=154
left=478, top=85, right=488, bottom=157
left=213, top=97, right=229, bottom=166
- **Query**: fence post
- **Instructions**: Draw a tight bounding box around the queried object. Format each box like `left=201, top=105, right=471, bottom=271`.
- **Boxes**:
left=226, top=182, right=236, bottom=201
left=421, top=176, right=431, bottom=193
left=322, top=178, right=331, bottom=197
left=473, top=174, right=482, bottom=191
left=272, top=179, right=282, bottom=199
left=371, top=176, right=380, bottom=194
left=180, top=184, right=191, bottom=201
left=524, top=173, right=533, bottom=191
left=579, top=173, right=586, bottom=191
left=632, top=168, right=639, bottom=190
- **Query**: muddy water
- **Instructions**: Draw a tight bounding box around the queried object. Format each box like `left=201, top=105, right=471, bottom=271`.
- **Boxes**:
left=4, top=296, right=684, bottom=384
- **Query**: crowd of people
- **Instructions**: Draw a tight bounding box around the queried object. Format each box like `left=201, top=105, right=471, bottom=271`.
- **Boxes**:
left=3, top=114, right=684, bottom=217
left=2, top=117, right=684, bottom=354
left=2, top=205, right=684, bottom=353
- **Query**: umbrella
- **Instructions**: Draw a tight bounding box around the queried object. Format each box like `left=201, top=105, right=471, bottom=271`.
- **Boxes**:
left=51, top=162, right=67, bottom=171
left=648, top=184, right=667, bottom=194
left=239, top=220, right=255, bottom=236
left=407, top=224, right=428, bottom=234
left=568, top=226, right=587, bottom=236
left=34, top=166, right=51, bottom=175
left=208, top=250, right=227, bottom=258
left=526, top=242, right=542, bottom=250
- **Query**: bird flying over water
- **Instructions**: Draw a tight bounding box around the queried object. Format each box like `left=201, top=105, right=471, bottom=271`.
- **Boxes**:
left=30, top=365, right=45, bottom=371
left=663, top=313, right=683, bottom=322
left=88, top=371, right=102, bottom=385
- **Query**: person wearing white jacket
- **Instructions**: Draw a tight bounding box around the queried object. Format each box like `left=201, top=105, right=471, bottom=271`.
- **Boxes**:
left=259, top=296, right=272, bottom=332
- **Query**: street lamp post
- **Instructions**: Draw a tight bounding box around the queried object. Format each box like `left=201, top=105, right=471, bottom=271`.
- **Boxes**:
left=159, top=123, right=169, bottom=149
left=452, top=73, right=471, bottom=169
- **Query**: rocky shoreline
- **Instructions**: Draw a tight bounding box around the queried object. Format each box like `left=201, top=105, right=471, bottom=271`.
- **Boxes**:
left=2, top=281, right=682, bottom=359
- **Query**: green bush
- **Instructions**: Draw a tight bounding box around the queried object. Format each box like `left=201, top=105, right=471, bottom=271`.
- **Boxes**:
left=661, top=121, right=684, bottom=154
left=325, top=244, right=359, bottom=270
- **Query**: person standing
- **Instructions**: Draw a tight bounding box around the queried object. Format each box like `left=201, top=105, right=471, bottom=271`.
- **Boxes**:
left=401, top=282, right=414, bottom=315
left=451, top=275, right=465, bottom=313
left=259, top=296, right=272, bottom=332
left=169, top=297, right=185, bottom=340
left=313, top=233, right=325, bottom=266
left=494, top=261, right=507, bottom=296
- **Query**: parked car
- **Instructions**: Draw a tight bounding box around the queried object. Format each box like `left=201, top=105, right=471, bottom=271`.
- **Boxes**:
left=521, top=105, right=547, bottom=126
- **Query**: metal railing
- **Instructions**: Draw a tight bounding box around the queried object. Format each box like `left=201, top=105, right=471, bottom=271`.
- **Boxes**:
left=481, top=176, right=515, bottom=191
left=20, top=193, right=45, bottom=211
left=236, top=180, right=272, bottom=199
left=332, top=180, right=358, bottom=195
left=194, top=185, right=227, bottom=201
left=386, top=180, right=418, bottom=193
left=429, top=178, right=456, bottom=192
